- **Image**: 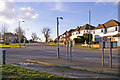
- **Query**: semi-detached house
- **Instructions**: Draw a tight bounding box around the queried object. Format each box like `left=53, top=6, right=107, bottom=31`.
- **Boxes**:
left=92, top=19, right=120, bottom=46
left=71, top=24, right=95, bottom=40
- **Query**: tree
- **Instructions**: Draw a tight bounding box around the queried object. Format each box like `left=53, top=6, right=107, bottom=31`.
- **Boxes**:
left=31, top=33, right=39, bottom=42
left=83, top=33, right=92, bottom=44
left=42, top=27, right=51, bottom=42
left=1, top=24, right=9, bottom=44
left=1, top=24, right=8, bottom=34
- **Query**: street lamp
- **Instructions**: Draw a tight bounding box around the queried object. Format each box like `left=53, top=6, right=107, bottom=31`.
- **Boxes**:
left=57, top=17, right=63, bottom=58
left=18, top=20, right=25, bottom=48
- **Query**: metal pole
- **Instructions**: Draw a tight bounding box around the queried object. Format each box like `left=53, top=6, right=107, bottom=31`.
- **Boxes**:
left=102, top=41, right=104, bottom=66
left=66, top=41, right=69, bottom=59
left=18, top=21, right=21, bottom=48
left=57, top=17, right=60, bottom=58
left=70, top=41, right=72, bottom=61
left=109, top=38, right=112, bottom=68
left=89, top=10, right=91, bottom=48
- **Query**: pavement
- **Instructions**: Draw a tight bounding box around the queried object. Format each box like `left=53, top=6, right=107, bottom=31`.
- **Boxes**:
left=25, top=56, right=120, bottom=76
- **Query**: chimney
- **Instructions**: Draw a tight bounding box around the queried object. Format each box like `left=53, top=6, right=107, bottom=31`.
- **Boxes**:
left=98, top=24, right=100, bottom=26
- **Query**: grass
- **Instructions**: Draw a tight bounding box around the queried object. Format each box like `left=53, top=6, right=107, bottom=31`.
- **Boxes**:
left=1, top=64, right=78, bottom=80
left=0, top=43, right=24, bottom=48
left=44, top=42, right=57, bottom=45
left=74, top=46, right=99, bottom=49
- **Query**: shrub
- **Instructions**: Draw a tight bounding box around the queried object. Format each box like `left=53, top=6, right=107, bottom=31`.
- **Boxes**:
left=73, top=36, right=85, bottom=43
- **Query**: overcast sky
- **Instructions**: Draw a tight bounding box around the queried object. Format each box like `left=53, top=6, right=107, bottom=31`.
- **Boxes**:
left=0, top=0, right=119, bottom=41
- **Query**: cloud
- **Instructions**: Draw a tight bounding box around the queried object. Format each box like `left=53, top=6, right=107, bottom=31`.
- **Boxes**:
left=0, top=0, right=38, bottom=24
left=18, top=6, right=38, bottom=21
left=0, top=0, right=16, bottom=24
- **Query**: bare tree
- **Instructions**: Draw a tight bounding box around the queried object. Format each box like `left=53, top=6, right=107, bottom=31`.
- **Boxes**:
left=1, top=24, right=9, bottom=44
left=31, top=33, right=39, bottom=42
left=14, top=27, right=25, bottom=35
left=42, top=27, right=51, bottom=42
left=1, top=24, right=8, bottom=34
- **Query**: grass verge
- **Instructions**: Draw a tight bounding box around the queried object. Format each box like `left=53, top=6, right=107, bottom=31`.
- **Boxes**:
left=44, top=42, right=57, bottom=45
left=74, top=46, right=99, bottom=49
left=2, top=64, right=78, bottom=80
left=0, top=43, right=24, bottom=48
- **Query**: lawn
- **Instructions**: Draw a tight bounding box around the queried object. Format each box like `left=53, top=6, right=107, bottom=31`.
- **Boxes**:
left=74, top=46, right=99, bottom=49
left=1, top=64, right=78, bottom=80
left=0, top=43, right=24, bottom=48
left=44, top=42, right=57, bottom=45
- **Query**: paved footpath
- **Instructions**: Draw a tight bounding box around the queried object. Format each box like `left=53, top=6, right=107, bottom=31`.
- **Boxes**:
left=25, top=56, right=120, bottom=77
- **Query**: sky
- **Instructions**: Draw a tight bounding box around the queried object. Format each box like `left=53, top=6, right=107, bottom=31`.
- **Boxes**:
left=0, top=0, right=119, bottom=42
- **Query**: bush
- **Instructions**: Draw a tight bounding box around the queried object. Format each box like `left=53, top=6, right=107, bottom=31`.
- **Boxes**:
left=73, top=36, right=85, bottom=43
left=54, top=40, right=57, bottom=43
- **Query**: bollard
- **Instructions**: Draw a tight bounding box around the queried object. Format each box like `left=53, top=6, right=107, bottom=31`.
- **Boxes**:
left=3, top=50, right=6, bottom=65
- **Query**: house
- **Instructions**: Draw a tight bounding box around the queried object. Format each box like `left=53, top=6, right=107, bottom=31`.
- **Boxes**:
left=3, top=33, right=17, bottom=43
left=70, top=24, right=95, bottom=40
left=59, top=29, right=76, bottom=42
left=92, top=19, right=120, bottom=46
left=92, top=19, right=120, bottom=41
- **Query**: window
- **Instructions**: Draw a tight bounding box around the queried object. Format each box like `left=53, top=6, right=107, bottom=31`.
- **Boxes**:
left=115, top=27, right=117, bottom=31
left=93, top=31, right=95, bottom=34
left=105, top=28, right=107, bottom=33
left=101, top=29, right=103, bottom=32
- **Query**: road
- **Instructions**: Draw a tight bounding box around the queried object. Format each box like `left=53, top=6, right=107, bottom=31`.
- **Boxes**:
left=3, top=43, right=120, bottom=78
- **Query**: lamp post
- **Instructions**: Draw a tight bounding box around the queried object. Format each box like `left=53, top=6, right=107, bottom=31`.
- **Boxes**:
left=18, top=20, right=25, bottom=48
left=57, top=17, right=63, bottom=58
left=89, top=10, right=91, bottom=48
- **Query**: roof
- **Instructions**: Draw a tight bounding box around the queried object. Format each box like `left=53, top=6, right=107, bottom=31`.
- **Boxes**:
left=93, top=19, right=120, bottom=30
left=68, top=29, right=76, bottom=33
left=80, top=24, right=95, bottom=30
left=104, top=19, right=120, bottom=28
left=93, top=24, right=106, bottom=30
left=4, top=33, right=16, bottom=36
